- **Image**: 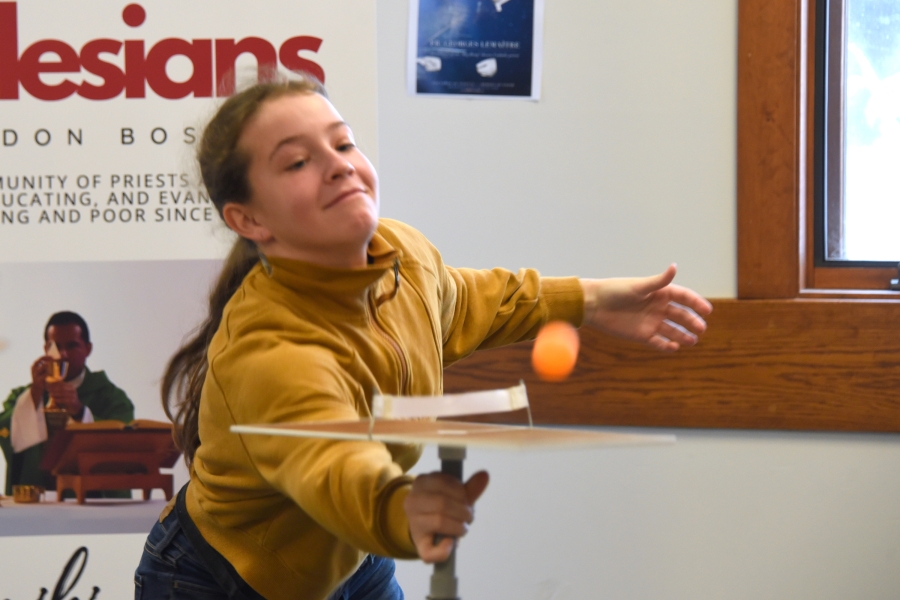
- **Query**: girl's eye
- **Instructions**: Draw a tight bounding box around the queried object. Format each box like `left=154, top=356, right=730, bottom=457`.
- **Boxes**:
left=288, top=160, right=306, bottom=171
left=337, top=143, right=355, bottom=152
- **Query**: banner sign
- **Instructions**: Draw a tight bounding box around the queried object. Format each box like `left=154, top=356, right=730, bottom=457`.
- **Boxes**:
left=0, top=0, right=377, bottom=577
left=408, top=0, right=543, bottom=99
left=0, top=535, right=146, bottom=599
left=0, top=1, right=378, bottom=263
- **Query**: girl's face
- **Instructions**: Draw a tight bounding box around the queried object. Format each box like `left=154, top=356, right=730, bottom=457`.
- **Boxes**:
left=229, top=92, right=379, bottom=268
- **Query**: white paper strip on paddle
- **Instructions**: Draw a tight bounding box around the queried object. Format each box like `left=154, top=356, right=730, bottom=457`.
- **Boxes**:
left=372, top=382, right=529, bottom=419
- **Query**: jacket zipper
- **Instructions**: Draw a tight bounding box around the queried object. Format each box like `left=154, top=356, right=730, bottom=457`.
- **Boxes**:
left=367, top=291, right=409, bottom=394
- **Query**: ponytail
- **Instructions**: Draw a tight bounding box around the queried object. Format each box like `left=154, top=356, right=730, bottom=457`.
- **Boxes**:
left=162, top=238, right=258, bottom=466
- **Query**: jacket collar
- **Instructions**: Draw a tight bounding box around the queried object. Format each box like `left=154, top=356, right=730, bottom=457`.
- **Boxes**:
left=261, top=229, right=401, bottom=311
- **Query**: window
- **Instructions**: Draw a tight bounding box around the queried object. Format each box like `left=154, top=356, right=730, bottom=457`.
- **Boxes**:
left=816, top=0, right=900, bottom=269
left=740, top=0, right=900, bottom=296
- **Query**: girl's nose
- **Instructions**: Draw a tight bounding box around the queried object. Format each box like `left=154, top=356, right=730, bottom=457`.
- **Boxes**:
left=326, top=151, right=355, bottom=180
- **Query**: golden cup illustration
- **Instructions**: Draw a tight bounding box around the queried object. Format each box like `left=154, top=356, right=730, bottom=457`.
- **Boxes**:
left=12, top=485, right=45, bottom=503
left=44, top=344, right=70, bottom=435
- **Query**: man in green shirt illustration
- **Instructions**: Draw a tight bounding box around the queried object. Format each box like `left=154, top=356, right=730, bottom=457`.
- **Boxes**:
left=0, top=311, right=135, bottom=496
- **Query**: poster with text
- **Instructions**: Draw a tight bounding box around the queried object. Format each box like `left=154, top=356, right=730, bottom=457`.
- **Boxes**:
left=408, top=0, right=543, bottom=99
left=0, top=0, right=378, bottom=263
left=0, top=0, right=378, bottom=577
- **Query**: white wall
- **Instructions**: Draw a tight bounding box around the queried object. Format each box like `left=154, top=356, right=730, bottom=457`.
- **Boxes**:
left=378, top=0, right=736, bottom=295
left=376, top=1, right=900, bottom=599
left=396, top=434, right=900, bottom=600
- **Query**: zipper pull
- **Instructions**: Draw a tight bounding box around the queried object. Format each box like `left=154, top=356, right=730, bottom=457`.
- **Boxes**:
left=375, top=258, right=401, bottom=305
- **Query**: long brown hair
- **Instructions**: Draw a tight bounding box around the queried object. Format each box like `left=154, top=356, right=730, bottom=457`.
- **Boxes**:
left=162, top=73, right=326, bottom=466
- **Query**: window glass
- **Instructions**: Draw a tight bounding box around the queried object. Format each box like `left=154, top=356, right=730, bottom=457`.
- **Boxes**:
left=842, top=0, right=900, bottom=260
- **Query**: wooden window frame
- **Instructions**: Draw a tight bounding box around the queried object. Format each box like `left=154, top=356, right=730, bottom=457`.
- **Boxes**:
left=444, top=0, right=900, bottom=432
left=740, top=0, right=899, bottom=296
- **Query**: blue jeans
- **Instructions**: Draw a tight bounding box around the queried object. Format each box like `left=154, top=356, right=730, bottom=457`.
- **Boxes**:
left=134, top=505, right=404, bottom=600
left=326, top=554, right=404, bottom=600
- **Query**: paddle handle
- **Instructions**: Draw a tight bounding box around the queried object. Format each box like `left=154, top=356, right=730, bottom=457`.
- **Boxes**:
left=428, top=445, right=466, bottom=600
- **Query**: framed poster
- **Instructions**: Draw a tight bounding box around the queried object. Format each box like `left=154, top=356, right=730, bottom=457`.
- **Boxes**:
left=408, top=0, right=544, bottom=99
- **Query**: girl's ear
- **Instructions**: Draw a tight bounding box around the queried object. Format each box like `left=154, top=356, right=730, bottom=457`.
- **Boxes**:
left=222, top=202, right=273, bottom=244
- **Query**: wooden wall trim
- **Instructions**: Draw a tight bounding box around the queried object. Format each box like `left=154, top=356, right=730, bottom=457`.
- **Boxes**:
left=444, top=299, right=900, bottom=432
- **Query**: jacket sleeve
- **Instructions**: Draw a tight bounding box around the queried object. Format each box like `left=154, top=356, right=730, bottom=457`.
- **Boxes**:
left=0, top=386, right=28, bottom=492
left=214, top=342, right=417, bottom=559
left=376, top=219, right=583, bottom=364
left=0, top=385, right=24, bottom=433
left=438, top=265, right=584, bottom=365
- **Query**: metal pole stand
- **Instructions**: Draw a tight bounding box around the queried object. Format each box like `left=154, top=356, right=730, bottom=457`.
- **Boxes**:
left=427, top=445, right=466, bottom=600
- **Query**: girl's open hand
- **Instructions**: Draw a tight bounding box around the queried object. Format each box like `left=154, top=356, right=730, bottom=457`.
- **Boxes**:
left=580, top=264, right=713, bottom=351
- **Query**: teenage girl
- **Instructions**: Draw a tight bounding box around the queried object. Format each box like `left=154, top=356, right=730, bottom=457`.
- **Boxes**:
left=134, top=73, right=712, bottom=600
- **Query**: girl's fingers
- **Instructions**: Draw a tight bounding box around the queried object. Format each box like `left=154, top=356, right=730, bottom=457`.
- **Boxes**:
left=406, top=470, right=491, bottom=563
left=417, top=535, right=456, bottom=564
left=631, top=264, right=677, bottom=297
left=665, top=302, right=707, bottom=337
left=655, top=320, right=697, bottom=348
left=464, top=471, right=489, bottom=504
left=666, top=286, right=713, bottom=317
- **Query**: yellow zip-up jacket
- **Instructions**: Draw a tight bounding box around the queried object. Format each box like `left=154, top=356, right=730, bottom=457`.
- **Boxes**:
left=183, top=219, right=584, bottom=600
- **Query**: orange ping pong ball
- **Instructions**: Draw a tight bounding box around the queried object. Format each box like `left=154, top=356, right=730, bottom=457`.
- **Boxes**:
left=531, top=321, right=580, bottom=382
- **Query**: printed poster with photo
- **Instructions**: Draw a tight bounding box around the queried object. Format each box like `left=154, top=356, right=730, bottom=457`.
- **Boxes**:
left=0, top=1, right=378, bottom=594
left=408, top=0, right=544, bottom=99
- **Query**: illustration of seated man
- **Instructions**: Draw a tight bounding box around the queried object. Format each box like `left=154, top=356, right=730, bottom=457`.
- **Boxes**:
left=0, top=311, right=135, bottom=498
